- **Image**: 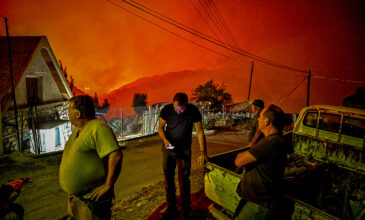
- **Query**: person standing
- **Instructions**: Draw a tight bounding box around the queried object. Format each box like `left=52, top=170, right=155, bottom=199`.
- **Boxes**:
left=158, top=93, right=208, bottom=219
left=235, top=104, right=288, bottom=219
left=248, top=99, right=265, bottom=147
left=59, top=95, right=123, bottom=220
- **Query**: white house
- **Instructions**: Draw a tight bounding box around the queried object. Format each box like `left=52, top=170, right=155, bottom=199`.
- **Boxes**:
left=0, top=36, right=73, bottom=154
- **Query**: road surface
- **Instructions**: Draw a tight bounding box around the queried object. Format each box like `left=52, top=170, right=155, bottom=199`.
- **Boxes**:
left=2, top=131, right=248, bottom=219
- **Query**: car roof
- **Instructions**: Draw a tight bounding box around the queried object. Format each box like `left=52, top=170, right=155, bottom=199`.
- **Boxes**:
left=302, top=105, right=365, bottom=116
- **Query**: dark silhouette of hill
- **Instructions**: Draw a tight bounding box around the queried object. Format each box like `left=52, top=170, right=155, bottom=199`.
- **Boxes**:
left=101, top=60, right=360, bottom=118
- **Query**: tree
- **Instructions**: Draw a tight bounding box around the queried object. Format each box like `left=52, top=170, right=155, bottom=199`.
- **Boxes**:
left=192, top=79, right=232, bottom=110
left=94, top=92, right=99, bottom=109
left=133, top=93, right=148, bottom=116
left=59, top=60, right=67, bottom=79
left=98, top=98, right=110, bottom=114
left=93, top=93, right=110, bottom=114
left=59, top=60, right=74, bottom=92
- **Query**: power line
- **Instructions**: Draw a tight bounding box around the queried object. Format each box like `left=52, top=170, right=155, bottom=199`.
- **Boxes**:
left=208, top=0, right=239, bottom=48
left=313, top=75, right=365, bottom=84
left=131, top=0, right=236, bottom=58
left=106, top=0, right=230, bottom=58
left=126, top=0, right=306, bottom=73
left=278, top=76, right=307, bottom=104
left=207, top=0, right=241, bottom=59
left=199, top=0, right=231, bottom=46
left=188, top=0, right=221, bottom=42
left=118, top=0, right=308, bottom=73
left=198, top=0, right=237, bottom=58
left=129, top=0, right=226, bottom=48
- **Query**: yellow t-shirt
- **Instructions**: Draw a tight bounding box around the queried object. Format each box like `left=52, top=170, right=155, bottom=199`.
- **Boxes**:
left=59, top=119, right=120, bottom=195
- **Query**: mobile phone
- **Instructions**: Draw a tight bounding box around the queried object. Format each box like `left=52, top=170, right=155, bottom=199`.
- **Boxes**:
left=166, top=144, right=175, bottom=150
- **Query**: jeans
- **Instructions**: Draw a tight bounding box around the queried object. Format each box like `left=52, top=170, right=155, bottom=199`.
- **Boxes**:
left=162, top=147, right=191, bottom=211
left=67, top=192, right=112, bottom=220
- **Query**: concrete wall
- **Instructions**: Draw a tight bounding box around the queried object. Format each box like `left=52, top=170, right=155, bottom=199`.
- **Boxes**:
left=14, top=51, right=65, bottom=107
left=1, top=101, right=69, bottom=153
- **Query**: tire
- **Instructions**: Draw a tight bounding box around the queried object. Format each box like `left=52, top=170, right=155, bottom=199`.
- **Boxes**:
left=1, top=203, right=24, bottom=220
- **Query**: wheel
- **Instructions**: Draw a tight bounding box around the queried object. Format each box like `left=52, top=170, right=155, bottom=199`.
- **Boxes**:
left=1, top=203, right=24, bottom=220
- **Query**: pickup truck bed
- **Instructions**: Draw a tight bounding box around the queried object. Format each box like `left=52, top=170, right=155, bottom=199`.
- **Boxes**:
left=205, top=146, right=364, bottom=219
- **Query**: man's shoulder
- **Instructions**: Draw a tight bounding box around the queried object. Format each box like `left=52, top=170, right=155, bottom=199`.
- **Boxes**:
left=187, top=103, right=200, bottom=111
left=161, top=104, right=174, bottom=111
left=262, top=134, right=287, bottom=150
left=267, top=133, right=285, bottom=141
left=87, top=119, right=110, bottom=131
left=187, top=103, right=197, bottom=108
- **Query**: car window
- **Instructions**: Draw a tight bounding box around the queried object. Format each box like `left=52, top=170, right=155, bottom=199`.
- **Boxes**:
left=318, top=113, right=341, bottom=133
left=303, top=111, right=318, bottom=128
left=342, top=117, right=365, bottom=139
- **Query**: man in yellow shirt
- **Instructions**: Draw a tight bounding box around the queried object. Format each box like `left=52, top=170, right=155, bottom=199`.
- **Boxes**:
left=59, top=96, right=123, bottom=220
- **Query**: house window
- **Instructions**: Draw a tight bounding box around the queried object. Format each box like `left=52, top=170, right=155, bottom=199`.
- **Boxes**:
left=26, top=77, right=39, bottom=105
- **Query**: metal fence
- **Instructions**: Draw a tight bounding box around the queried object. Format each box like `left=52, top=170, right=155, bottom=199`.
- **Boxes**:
left=98, top=105, right=256, bottom=142
left=98, top=106, right=161, bottom=141
left=96, top=105, right=296, bottom=142
left=200, top=110, right=255, bottom=130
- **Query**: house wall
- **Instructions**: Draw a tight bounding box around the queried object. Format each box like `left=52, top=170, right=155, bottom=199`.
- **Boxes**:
left=14, top=51, right=65, bottom=107
left=1, top=101, right=69, bottom=153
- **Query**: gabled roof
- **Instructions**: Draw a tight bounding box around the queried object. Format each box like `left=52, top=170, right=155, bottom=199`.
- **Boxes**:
left=0, top=36, right=72, bottom=111
left=0, top=36, right=41, bottom=108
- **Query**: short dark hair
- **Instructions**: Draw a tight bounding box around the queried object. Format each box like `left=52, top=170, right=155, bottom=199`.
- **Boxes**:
left=263, top=104, right=284, bottom=131
left=173, top=93, right=188, bottom=106
left=252, top=99, right=264, bottom=109
left=70, top=95, right=95, bottom=119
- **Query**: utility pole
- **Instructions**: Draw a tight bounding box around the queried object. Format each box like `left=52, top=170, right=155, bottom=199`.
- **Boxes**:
left=247, top=61, right=254, bottom=101
left=4, top=17, right=21, bottom=151
left=307, top=69, right=311, bottom=107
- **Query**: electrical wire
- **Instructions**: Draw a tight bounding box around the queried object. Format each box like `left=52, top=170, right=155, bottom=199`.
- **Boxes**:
left=208, top=0, right=239, bottom=48
left=125, top=0, right=306, bottom=73
left=199, top=0, right=231, bottom=46
left=117, top=0, right=308, bottom=73
left=129, top=0, right=225, bottom=47
left=106, top=0, right=230, bottom=58
left=278, top=76, right=307, bottom=104
left=188, top=0, right=221, bottom=42
left=313, top=75, right=365, bottom=84
left=198, top=0, right=237, bottom=57
left=207, top=0, right=242, bottom=59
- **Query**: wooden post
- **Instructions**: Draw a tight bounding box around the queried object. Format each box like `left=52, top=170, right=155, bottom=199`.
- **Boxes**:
left=120, top=108, right=123, bottom=140
left=307, top=70, right=311, bottom=106
left=248, top=61, right=254, bottom=100
left=5, top=17, right=21, bottom=151
left=222, top=105, right=225, bottom=125
left=148, top=106, right=151, bottom=134
left=0, top=107, right=3, bottom=155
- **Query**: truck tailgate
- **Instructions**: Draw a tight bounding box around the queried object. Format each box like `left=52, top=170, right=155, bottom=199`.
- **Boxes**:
left=204, top=148, right=248, bottom=213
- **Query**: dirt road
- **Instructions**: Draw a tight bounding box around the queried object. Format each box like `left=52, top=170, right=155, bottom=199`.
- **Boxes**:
left=0, top=131, right=248, bottom=219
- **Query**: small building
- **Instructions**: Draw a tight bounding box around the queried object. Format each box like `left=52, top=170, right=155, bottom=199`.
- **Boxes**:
left=0, top=36, right=73, bottom=154
left=225, top=101, right=250, bottom=114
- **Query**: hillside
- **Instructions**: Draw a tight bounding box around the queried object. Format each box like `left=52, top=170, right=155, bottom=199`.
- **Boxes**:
left=100, top=60, right=358, bottom=118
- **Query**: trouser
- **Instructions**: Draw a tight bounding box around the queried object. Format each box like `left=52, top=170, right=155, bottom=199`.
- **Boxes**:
left=67, top=192, right=112, bottom=220
left=162, top=147, right=191, bottom=211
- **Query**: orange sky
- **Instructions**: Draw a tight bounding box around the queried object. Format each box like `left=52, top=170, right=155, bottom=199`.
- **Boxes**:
left=1, top=0, right=365, bottom=111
